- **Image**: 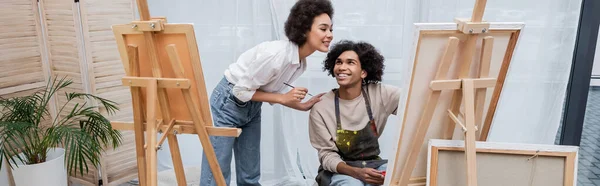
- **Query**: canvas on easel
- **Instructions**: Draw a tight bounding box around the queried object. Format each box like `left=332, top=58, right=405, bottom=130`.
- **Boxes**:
left=109, top=1, right=240, bottom=186
left=384, top=0, right=524, bottom=185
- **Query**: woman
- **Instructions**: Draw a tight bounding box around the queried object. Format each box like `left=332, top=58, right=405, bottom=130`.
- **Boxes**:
left=200, top=0, right=334, bottom=185
left=309, top=40, right=401, bottom=186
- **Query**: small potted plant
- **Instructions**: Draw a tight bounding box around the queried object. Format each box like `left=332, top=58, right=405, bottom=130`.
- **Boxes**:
left=0, top=77, right=123, bottom=186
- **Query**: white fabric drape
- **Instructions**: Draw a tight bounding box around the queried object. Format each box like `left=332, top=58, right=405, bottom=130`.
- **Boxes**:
left=438, top=0, right=582, bottom=144
left=591, top=25, right=600, bottom=86
left=143, top=0, right=581, bottom=185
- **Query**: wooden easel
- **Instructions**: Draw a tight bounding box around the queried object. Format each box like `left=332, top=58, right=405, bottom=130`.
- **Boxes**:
left=391, top=0, right=499, bottom=186
left=109, top=0, right=240, bottom=186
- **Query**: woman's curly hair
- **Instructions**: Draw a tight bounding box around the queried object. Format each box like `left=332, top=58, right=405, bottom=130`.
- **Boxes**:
left=284, top=0, right=333, bottom=46
left=323, top=40, right=385, bottom=84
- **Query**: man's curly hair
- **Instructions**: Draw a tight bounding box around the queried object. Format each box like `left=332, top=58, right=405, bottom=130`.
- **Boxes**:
left=323, top=40, right=385, bottom=84
left=284, top=0, right=333, bottom=46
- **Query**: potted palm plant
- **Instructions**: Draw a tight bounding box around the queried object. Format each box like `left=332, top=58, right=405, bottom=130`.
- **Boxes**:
left=0, top=77, right=123, bottom=186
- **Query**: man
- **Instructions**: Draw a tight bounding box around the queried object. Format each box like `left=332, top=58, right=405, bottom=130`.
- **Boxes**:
left=309, top=40, right=401, bottom=186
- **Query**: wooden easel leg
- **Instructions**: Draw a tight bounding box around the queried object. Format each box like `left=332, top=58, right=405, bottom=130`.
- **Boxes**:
left=393, top=37, right=459, bottom=186
left=150, top=67, right=187, bottom=185
left=474, top=37, right=494, bottom=139
left=167, top=133, right=187, bottom=186
left=154, top=119, right=186, bottom=186
left=462, top=79, right=478, bottom=186
left=480, top=31, right=520, bottom=141
left=145, top=79, right=158, bottom=186
left=126, top=45, right=147, bottom=186
left=396, top=90, right=442, bottom=186
left=443, top=32, right=480, bottom=139
left=165, top=45, right=226, bottom=185
left=150, top=75, right=187, bottom=185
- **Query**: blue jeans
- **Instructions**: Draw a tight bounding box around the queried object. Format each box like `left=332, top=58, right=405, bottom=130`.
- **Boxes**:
left=330, top=163, right=387, bottom=186
left=200, top=77, right=263, bottom=186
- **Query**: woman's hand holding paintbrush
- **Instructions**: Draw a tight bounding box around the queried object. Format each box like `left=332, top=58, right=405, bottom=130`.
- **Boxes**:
left=283, top=82, right=314, bottom=96
left=279, top=82, right=325, bottom=111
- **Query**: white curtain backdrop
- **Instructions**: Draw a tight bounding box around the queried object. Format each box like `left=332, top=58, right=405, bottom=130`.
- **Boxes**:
left=143, top=0, right=582, bottom=185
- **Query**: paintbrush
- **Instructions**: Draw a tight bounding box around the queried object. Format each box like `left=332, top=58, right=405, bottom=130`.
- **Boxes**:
left=283, top=82, right=313, bottom=96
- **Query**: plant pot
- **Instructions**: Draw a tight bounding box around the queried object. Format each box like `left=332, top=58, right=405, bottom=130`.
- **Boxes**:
left=11, top=148, right=68, bottom=186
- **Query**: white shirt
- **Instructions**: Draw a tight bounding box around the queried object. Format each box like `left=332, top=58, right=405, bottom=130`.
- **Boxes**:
left=224, top=40, right=307, bottom=102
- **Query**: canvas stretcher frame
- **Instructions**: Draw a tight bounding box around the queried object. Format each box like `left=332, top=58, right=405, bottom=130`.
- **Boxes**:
left=427, top=139, right=578, bottom=186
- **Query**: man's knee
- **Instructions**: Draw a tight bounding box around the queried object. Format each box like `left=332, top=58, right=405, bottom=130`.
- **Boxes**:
left=330, top=174, right=363, bottom=186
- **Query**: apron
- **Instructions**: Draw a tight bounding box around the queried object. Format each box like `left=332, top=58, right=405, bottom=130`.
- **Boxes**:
left=315, top=87, right=388, bottom=186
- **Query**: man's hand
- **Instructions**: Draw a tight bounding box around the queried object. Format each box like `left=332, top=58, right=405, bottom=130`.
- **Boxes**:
left=353, top=167, right=385, bottom=185
left=337, top=162, right=385, bottom=185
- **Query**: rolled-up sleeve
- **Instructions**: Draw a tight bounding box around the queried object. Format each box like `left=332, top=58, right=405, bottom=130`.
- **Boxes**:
left=309, top=108, right=343, bottom=173
left=380, top=84, right=402, bottom=115
left=232, top=51, right=280, bottom=102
